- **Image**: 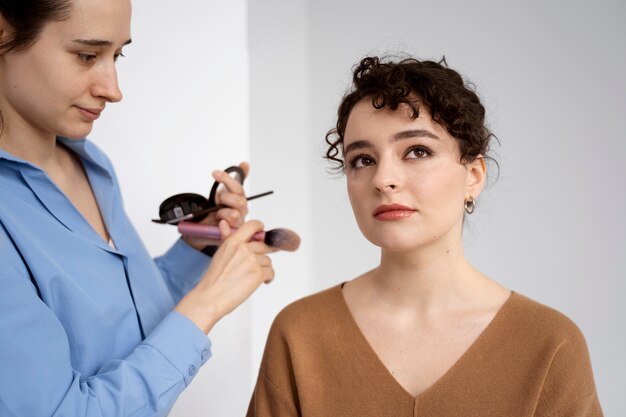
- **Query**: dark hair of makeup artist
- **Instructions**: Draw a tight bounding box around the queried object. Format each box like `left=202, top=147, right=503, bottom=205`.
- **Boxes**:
left=0, top=0, right=72, bottom=53
left=0, top=0, right=72, bottom=131
left=325, top=56, right=496, bottom=172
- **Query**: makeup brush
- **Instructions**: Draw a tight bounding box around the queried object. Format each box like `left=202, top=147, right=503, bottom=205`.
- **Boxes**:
left=178, top=221, right=301, bottom=252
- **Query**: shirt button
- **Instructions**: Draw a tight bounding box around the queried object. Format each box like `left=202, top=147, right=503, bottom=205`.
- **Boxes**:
left=188, top=365, right=196, bottom=376
left=201, top=349, right=209, bottom=360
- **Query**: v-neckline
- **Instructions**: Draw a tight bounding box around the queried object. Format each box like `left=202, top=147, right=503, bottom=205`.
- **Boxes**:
left=334, top=284, right=515, bottom=402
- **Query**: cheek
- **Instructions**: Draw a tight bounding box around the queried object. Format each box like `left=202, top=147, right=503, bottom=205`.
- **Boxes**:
left=11, top=56, right=67, bottom=104
left=346, top=177, right=370, bottom=217
left=414, top=164, right=467, bottom=208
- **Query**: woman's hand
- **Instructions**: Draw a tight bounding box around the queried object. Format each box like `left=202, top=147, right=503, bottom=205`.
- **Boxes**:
left=183, top=162, right=250, bottom=250
left=175, top=219, right=274, bottom=333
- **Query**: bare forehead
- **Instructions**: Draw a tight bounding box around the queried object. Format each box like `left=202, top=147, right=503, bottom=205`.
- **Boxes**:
left=61, top=0, right=131, bottom=40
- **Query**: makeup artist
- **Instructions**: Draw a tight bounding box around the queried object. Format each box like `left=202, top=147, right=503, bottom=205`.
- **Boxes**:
left=0, top=0, right=276, bottom=416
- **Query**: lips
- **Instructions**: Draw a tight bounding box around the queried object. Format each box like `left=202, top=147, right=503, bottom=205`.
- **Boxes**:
left=373, top=204, right=416, bottom=220
left=75, top=106, right=104, bottom=121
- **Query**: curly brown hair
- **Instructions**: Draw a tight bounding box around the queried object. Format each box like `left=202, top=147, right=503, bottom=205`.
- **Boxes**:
left=325, top=56, right=496, bottom=172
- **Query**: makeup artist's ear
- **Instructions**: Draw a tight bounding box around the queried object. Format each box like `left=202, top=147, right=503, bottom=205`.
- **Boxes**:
left=465, top=155, right=487, bottom=198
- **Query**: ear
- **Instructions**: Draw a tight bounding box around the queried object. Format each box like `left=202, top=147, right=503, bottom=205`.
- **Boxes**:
left=465, top=155, right=487, bottom=200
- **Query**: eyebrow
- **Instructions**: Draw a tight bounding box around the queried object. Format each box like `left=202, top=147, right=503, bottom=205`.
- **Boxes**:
left=72, top=38, right=132, bottom=47
left=344, top=129, right=439, bottom=155
left=394, top=129, right=439, bottom=141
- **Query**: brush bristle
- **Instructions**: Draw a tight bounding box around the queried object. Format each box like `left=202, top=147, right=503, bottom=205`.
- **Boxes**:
left=264, top=228, right=301, bottom=252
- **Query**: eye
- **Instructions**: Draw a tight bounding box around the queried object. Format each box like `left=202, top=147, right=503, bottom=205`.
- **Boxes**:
left=78, top=53, right=97, bottom=63
left=114, top=51, right=126, bottom=62
left=405, top=145, right=431, bottom=160
left=348, top=154, right=376, bottom=169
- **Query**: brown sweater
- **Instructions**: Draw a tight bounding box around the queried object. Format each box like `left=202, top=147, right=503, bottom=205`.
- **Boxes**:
left=247, top=285, right=602, bottom=417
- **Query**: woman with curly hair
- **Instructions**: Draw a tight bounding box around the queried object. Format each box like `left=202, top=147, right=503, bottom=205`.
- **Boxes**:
left=247, top=56, right=603, bottom=416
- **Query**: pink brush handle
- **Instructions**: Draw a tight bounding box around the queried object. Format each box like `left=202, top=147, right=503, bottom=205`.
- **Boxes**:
left=177, top=221, right=265, bottom=241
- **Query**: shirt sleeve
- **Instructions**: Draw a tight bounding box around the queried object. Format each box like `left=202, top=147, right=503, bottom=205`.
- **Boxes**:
left=0, top=235, right=212, bottom=417
left=154, top=238, right=211, bottom=304
left=534, top=322, right=604, bottom=417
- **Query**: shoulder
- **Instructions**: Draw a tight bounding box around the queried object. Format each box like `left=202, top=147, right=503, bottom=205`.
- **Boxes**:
left=269, top=285, right=345, bottom=335
left=499, top=292, right=594, bottom=372
left=505, top=292, right=586, bottom=342
left=509, top=295, right=602, bottom=414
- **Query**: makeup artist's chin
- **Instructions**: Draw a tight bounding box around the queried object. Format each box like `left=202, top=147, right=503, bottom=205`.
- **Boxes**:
left=59, top=123, right=95, bottom=140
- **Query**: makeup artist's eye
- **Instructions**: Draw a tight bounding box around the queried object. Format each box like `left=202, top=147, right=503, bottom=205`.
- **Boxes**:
left=77, top=53, right=97, bottom=63
left=349, top=154, right=376, bottom=169
left=405, top=145, right=432, bottom=160
left=114, top=51, right=126, bottom=62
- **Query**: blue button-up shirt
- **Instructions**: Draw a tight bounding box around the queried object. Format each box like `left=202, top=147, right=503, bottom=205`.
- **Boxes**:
left=0, top=138, right=212, bottom=416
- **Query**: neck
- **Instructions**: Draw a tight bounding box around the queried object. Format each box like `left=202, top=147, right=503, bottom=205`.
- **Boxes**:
left=0, top=119, right=62, bottom=170
left=368, top=236, right=485, bottom=314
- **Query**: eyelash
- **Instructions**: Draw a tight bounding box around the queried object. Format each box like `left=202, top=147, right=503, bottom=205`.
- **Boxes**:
left=404, top=145, right=432, bottom=159
left=77, top=52, right=126, bottom=64
left=347, top=145, right=433, bottom=170
left=348, top=154, right=375, bottom=169
left=77, top=53, right=97, bottom=63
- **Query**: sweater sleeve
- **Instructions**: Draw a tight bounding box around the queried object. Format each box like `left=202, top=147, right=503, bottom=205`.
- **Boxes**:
left=247, top=314, right=300, bottom=417
left=534, top=322, right=603, bottom=417
left=247, top=369, right=300, bottom=417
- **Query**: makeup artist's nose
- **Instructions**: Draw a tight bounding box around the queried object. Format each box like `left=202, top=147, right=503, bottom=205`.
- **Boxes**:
left=93, top=62, right=123, bottom=103
left=372, top=161, right=400, bottom=193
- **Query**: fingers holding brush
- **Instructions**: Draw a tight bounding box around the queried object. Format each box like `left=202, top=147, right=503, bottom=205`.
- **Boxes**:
left=175, top=220, right=275, bottom=333
left=178, top=221, right=300, bottom=252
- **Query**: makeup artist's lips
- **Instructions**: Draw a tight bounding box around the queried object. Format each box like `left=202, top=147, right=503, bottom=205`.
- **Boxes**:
left=373, top=204, right=416, bottom=221
left=75, top=106, right=103, bottom=121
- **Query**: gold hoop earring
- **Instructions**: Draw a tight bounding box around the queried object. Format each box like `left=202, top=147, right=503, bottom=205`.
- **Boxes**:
left=464, top=197, right=475, bottom=214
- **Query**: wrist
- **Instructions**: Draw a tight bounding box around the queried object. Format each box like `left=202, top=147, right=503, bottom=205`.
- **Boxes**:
left=175, top=286, right=221, bottom=334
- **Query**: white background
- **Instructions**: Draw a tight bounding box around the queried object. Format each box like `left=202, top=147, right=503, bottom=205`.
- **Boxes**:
left=91, top=0, right=625, bottom=415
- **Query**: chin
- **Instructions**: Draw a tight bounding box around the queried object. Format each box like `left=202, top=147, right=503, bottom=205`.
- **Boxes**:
left=362, top=231, right=425, bottom=252
left=59, top=125, right=93, bottom=139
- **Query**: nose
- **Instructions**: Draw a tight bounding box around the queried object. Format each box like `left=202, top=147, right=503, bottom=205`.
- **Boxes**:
left=372, top=160, right=401, bottom=193
left=93, top=62, right=123, bottom=103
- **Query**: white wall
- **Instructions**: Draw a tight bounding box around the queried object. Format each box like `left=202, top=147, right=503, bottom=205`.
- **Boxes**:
left=248, top=0, right=314, bottom=390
